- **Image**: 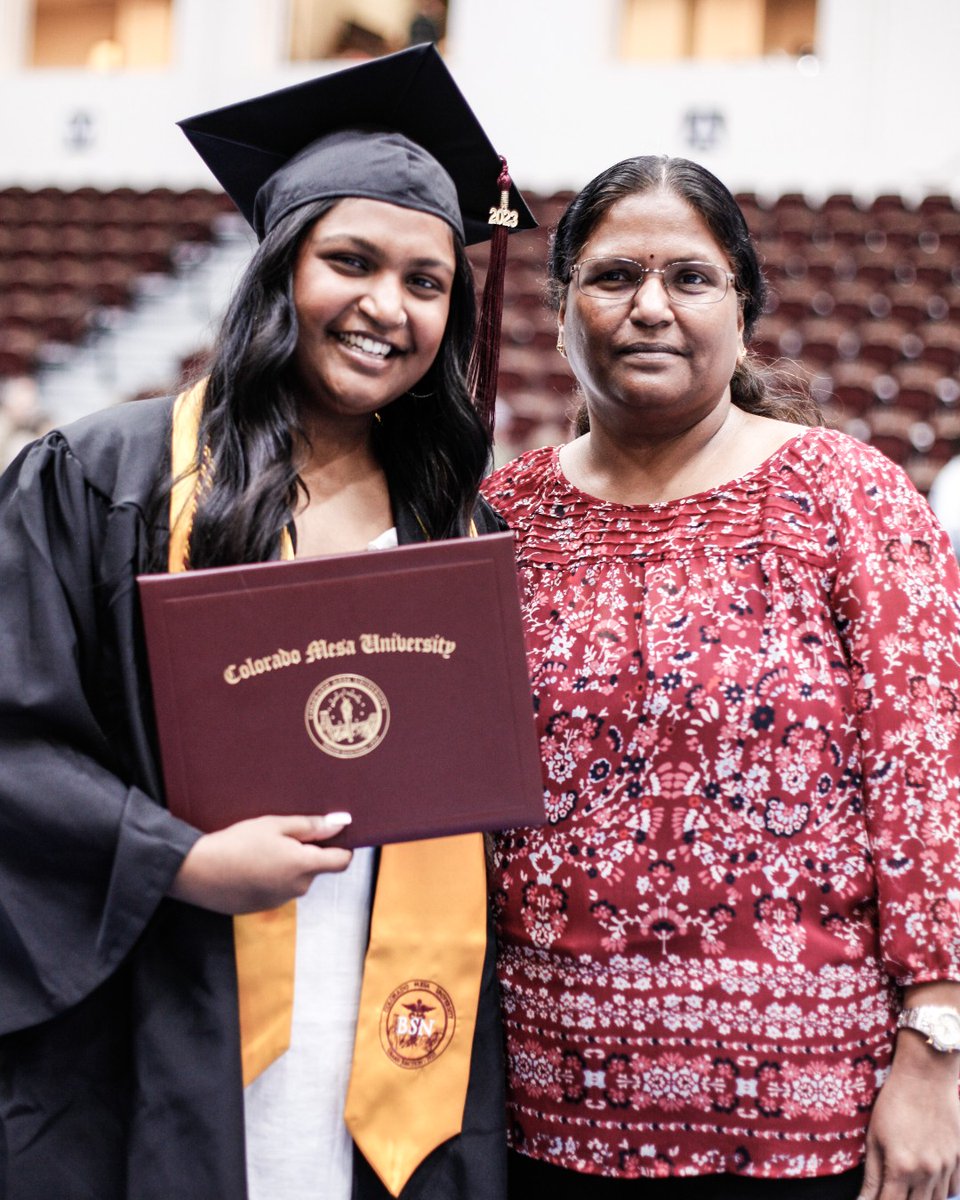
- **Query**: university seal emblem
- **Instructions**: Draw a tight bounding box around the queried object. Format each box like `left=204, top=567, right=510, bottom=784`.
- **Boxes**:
left=304, top=673, right=390, bottom=759
left=379, top=980, right=456, bottom=1069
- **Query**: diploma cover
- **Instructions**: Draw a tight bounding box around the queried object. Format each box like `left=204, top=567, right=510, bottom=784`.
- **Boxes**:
left=138, top=532, right=544, bottom=846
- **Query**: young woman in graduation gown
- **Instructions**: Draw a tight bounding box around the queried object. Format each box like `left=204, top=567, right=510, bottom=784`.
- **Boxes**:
left=0, top=47, right=532, bottom=1200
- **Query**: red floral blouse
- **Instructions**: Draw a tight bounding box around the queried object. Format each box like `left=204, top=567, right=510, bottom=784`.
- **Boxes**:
left=482, top=428, right=960, bottom=1181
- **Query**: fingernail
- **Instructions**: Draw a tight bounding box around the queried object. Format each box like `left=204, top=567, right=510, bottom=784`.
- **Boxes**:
left=323, top=812, right=352, bottom=826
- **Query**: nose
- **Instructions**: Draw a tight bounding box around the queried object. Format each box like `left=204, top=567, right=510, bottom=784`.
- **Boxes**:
left=629, top=272, right=674, bottom=325
left=358, top=271, right=407, bottom=328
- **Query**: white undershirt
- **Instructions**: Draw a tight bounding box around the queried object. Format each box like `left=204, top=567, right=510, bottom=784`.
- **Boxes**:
left=929, top=456, right=960, bottom=558
left=244, top=526, right=397, bottom=1200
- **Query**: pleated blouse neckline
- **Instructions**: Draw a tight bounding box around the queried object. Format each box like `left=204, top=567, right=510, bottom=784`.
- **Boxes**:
left=548, top=425, right=817, bottom=514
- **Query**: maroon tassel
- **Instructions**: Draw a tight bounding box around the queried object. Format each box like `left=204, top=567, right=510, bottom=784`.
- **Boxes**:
left=468, top=156, right=517, bottom=436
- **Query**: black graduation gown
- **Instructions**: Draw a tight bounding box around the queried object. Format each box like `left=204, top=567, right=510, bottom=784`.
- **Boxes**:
left=0, top=396, right=507, bottom=1200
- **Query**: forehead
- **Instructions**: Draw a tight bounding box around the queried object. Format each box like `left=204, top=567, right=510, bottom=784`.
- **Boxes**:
left=304, top=196, right=456, bottom=261
left=583, top=188, right=728, bottom=265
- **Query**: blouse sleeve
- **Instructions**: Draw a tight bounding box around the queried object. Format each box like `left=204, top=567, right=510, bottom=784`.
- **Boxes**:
left=0, top=435, right=201, bottom=1035
left=825, top=439, right=960, bottom=986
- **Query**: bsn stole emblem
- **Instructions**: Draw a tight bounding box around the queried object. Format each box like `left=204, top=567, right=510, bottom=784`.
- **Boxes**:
left=379, top=980, right=456, bottom=1069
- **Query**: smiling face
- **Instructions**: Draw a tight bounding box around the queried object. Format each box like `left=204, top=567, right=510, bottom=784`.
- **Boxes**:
left=291, top=197, right=456, bottom=422
left=558, top=187, right=743, bottom=438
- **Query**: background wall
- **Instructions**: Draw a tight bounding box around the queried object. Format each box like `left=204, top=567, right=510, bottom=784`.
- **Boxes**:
left=0, top=0, right=957, bottom=201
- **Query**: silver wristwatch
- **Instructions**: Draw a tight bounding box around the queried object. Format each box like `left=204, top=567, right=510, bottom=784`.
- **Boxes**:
left=897, top=1005, right=960, bottom=1052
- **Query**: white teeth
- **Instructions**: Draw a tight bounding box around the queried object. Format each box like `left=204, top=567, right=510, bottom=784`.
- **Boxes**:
left=337, top=332, right=392, bottom=358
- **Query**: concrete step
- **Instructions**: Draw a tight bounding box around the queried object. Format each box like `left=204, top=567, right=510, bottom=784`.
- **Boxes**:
left=37, top=223, right=255, bottom=426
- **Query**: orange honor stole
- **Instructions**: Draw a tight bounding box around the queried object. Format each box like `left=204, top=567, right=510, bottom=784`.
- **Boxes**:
left=168, top=383, right=488, bottom=1197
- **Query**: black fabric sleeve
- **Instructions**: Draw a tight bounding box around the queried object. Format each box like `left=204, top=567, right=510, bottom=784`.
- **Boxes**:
left=0, top=437, right=201, bottom=1035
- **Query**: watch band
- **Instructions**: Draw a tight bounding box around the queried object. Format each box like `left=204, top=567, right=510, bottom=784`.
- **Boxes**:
left=897, top=1004, right=960, bottom=1052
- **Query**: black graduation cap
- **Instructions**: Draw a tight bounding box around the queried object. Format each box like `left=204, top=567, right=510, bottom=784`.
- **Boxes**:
left=177, top=43, right=536, bottom=246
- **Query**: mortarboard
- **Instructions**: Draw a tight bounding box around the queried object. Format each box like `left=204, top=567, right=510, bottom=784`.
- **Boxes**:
left=177, top=44, right=535, bottom=429
left=177, top=43, right=535, bottom=245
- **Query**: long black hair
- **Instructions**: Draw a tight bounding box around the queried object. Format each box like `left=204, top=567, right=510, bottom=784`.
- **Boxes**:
left=548, top=155, right=822, bottom=431
left=165, top=197, right=489, bottom=569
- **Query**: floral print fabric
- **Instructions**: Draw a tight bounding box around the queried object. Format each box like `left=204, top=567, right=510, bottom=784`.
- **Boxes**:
left=482, top=428, right=960, bottom=1180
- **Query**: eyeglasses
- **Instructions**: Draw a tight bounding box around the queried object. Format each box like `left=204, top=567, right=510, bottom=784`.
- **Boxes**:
left=571, top=257, right=735, bottom=305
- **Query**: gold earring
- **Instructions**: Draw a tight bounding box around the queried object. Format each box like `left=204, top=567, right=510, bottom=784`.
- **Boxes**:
left=556, top=330, right=566, bottom=358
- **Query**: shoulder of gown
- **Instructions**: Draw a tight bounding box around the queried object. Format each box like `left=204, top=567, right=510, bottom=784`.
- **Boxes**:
left=23, top=394, right=176, bottom=509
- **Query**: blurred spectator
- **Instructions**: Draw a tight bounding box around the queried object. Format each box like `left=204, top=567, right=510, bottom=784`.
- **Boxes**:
left=0, top=376, right=51, bottom=472
left=332, top=20, right=389, bottom=59
left=408, top=0, right=446, bottom=46
left=929, top=453, right=960, bottom=558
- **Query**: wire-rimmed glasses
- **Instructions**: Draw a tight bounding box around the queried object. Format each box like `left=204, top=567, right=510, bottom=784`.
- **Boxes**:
left=572, top=257, right=736, bottom=305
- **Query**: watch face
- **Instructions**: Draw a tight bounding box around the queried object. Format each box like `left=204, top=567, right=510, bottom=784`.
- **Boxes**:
left=933, top=1011, right=960, bottom=1051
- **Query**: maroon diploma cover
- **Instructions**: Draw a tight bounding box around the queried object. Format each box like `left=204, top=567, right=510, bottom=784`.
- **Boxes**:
left=137, top=532, right=544, bottom=847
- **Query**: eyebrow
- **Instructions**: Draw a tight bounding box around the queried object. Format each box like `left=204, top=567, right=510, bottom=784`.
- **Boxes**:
left=312, top=233, right=455, bottom=274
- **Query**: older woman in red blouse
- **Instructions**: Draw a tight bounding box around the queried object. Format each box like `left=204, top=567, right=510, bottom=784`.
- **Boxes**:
left=483, top=156, right=960, bottom=1200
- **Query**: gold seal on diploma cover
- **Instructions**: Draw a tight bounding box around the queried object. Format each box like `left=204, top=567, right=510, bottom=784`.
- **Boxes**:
left=379, top=980, right=456, bottom=1069
left=305, top=673, right=390, bottom=758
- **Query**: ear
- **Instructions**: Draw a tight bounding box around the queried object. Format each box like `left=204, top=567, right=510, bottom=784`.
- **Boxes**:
left=557, top=296, right=566, bottom=337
